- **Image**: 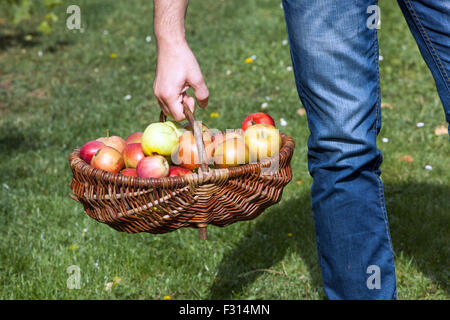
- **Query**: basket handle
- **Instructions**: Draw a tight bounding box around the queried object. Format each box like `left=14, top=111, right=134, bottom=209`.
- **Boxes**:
left=159, top=103, right=210, bottom=173
left=160, top=105, right=210, bottom=240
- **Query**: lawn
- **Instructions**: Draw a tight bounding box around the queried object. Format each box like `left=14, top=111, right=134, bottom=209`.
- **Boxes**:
left=0, top=0, right=448, bottom=300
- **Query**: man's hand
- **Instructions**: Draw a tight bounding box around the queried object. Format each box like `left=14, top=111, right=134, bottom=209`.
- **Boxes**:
left=154, top=41, right=209, bottom=121
left=153, top=0, right=209, bottom=121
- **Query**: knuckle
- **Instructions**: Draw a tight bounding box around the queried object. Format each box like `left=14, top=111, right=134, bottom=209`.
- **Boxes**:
left=159, top=90, right=173, bottom=101
left=193, top=78, right=205, bottom=89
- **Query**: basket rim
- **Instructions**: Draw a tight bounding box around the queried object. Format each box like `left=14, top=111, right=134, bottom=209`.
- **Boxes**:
left=69, top=132, right=295, bottom=188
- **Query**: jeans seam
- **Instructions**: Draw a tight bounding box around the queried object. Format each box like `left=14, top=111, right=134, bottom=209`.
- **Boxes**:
left=376, top=176, right=395, bottom=253
left=404, top=0, right=450, bottom=93
left=373, top=29, right=381, bottom=139
left=372, top=21, right=396, bottom=291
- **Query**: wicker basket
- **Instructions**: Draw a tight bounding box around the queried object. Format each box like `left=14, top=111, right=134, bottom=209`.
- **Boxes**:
left=69, top=105, right=295, bottom=239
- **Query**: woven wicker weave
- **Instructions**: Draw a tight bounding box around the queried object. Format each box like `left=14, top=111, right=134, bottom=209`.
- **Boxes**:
left=69, top=105, right=295, bottom=239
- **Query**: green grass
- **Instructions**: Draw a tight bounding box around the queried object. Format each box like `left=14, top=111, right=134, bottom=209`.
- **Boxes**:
left=0, top=0, right=448, bottom=300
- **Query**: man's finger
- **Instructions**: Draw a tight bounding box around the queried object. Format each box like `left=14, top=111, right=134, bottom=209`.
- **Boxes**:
left=182, top=95, right=195, bottom=113
left=165, top=96, right=186, bottom=122
left=190, top=78, right=209, bottom=108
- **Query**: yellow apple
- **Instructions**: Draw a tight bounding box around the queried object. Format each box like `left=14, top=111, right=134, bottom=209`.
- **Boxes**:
left=244, top=124, right=282, bottom=162
left=141, top=122, right=179, bottom=156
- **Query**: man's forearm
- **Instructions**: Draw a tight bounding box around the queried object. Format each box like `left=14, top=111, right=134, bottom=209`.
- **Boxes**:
left=152, top=0, right=209, bottom=120
left=153, top=0, right=188, bottom=47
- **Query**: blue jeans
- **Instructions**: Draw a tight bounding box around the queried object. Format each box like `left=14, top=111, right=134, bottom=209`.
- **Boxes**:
left=283, top=0, right=450, bottom=299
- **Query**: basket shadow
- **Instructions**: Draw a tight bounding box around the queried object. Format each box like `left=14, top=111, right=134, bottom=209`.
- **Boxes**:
left=207, top=181, right=449, bottom=299
left=208, top=191, right=323, bottom=299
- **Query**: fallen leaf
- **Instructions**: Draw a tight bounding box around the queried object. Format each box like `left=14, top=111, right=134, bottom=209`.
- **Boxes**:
left=434, top=125, right=447, bottom=136
left=30, top=89, right=47, bottom=99
left=400, top=155, right=414, bottom=163
left=295, top=180, right=303, bottom=185
left=381, top=102, right=393, bottom=109
left=0, top=80, right=12, bottom=90
left=297, top=108, right=306, bottom=116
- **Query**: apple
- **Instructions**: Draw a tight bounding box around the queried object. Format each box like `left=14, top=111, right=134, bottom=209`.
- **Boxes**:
left=184, top=121, right=212, bottom=143
left=96, top=136, right=127, bottom=153
left=136, top=155, right=169, bottom=178
left=241, top=112, right=275, bottom=131
left=244, top=124, right=282, bottom=162
left=80, top=140, right=105, bottom=163
left=122, top=143, right=145, bottom=168
left=212, top=129, right=244, bottom=151
left=125, top=132, right=143, bottom=144
left=168, top=166, right=193, bottom=177
left=121, top=168, right=138, bottom=177
left=141, top=122, right=179, bottom=156
left=90, top=146, right=124, bottom=173
left=171, top=131, right=214, bottom=170
left=213, top=137, right=249, bottom=168
left=164, top=121, right=186, bottom=138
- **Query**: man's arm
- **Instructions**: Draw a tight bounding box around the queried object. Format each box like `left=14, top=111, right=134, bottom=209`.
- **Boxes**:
left=153, top=0, right=209, bottom=121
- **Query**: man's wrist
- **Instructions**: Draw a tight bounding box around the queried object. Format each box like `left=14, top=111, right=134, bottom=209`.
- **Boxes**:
left=155, top=36, right=188, bottom=53
left=155, top=34, right=187, bottom=48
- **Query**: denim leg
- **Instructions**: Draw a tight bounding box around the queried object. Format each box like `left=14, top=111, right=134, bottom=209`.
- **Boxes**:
left=283, top=0, right=396, bottom=299
left=398, top=0, right=450, bottom=134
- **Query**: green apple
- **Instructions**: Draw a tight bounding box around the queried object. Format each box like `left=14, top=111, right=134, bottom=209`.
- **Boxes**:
left=141, top=122, right=179, bottom=156
left=164, top=121, right=186, bottom=138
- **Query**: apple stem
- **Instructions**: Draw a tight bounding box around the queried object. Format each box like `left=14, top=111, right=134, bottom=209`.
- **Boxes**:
left=106, top=129, right=110, bottom=138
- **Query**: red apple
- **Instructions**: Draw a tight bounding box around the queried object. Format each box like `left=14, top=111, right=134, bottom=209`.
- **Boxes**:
left=125, top=132, right=143, bottom=144
left=80, top=140, right=105, bottom=163
left=136, top=155, right=169, bottom=178
left=122, top=143, right=145, bottom=168
left=168, top=166, right=193, bottom=177
left=213, top=137, right=249, bottom=168
left=90, top=146, right=124, bottom=173
left=96, top=136, right=127, bottom=153
left=121, top=168, right=138, bottom=177
left=244, top=124, right=282, bottom=162
left=241, top=112, right=275, bottom=131
left=171, top=131, right=214, bottom=170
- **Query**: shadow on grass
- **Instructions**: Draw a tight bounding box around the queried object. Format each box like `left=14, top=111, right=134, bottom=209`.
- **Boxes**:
left=0, top=32, right=40, bottom=51
left=208, top=181, right=449, bottom=299
left=0, top=122, right=43, bottom=155
left=208, top=191, right=322, bottom=299
left=0, top=30, right=72, bottom=53
left=385, top=182, right=450, bottom=293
